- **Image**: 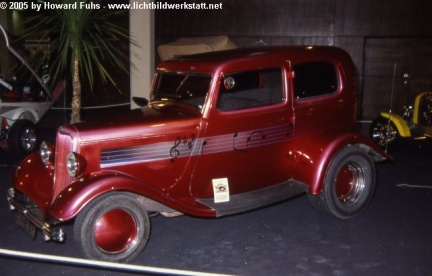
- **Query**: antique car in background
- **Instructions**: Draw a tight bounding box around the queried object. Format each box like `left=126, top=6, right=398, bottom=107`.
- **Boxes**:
left=0, top=25, right=64, bottom=157
left=7, top=46, right=389, bottom=263
left=369, top=91, right=432, bottom=148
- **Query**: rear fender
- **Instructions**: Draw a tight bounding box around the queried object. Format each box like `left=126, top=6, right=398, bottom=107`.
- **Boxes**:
left=379, top=112, right=411, bottom=137
left=50, top=171, right=215, bottom=221
left=412, top=91, right=432, bottom=125
left=291, top=131, right=390, bottom=195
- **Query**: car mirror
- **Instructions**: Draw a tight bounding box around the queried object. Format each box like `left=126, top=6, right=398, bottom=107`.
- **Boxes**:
left=132, top=96, right=149, bottom=107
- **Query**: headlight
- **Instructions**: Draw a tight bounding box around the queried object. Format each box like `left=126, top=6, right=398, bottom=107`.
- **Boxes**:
left=66, top=152, right=86, bottom=177
left=40, top=141, right=54, bottom=165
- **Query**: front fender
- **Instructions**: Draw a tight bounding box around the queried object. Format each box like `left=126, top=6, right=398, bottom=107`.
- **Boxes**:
left=379, top=112, right=411, bottom=137
left=50, top=171, right=215, bottom=221
left=291, top=130, right=390, bottom=195
left=1, top=107, right=36, bottom=126
left=13, top=151, right=55, bottom=216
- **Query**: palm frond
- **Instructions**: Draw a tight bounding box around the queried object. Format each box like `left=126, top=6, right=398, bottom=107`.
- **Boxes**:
left=19, top=0, right=131, bottom=91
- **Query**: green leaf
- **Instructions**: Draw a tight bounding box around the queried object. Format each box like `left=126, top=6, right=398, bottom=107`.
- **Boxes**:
left=20, top=0, right=132, bottom=91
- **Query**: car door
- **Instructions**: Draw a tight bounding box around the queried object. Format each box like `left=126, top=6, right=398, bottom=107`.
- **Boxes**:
left=190, top=65, right=294, bottom=202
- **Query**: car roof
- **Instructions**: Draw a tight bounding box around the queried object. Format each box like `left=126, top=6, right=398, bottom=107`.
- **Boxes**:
left=157, top=45, right=352, bottom=73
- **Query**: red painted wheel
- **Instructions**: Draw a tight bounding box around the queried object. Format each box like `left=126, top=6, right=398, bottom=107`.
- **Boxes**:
left=93, top=209, right=138, bottom=253
left=307, top=146, right=375, bottom=219
left=74, top=192, right=150, bottom=262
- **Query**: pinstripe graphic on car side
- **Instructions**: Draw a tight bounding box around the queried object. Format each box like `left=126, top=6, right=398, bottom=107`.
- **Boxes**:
left=100, top=123, right=292, bottom=168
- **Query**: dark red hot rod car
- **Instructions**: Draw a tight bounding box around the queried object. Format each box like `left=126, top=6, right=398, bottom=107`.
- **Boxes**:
left=7, top=46, right=389, bottom=262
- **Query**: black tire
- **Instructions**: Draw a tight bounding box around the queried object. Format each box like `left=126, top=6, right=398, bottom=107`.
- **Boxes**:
left=307, top=146, right=376, bottom=219
left=74, top=192, right=150, bottom=263
left=8, top=119, right=38, bottom=157
left=369, top=116, right=400, bottom=148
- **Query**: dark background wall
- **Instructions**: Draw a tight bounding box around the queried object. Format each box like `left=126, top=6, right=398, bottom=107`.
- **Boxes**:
left=155, top=0, right=432, bottom=120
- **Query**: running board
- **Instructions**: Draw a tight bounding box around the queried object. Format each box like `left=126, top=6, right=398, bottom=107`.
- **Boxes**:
left=197, top=180, right=308, bottom=217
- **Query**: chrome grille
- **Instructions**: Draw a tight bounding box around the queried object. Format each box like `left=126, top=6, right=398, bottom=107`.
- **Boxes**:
left=52, top=131, right=74, bottom=202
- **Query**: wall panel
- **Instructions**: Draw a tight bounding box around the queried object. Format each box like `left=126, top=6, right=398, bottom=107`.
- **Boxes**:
left=156, top=0, right=432, bottom=119
left=363, top=38, right=432, bottom=119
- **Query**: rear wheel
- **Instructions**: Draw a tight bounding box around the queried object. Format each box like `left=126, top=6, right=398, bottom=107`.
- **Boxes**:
left=307, top=146, right=375, bottom=219
left=74, top=192, right=150, bottom=263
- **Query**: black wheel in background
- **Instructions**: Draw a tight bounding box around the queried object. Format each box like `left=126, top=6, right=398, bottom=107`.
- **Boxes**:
left=369, top=116, right=400, bottom=148
left=8, top=119, right=38, bottom=158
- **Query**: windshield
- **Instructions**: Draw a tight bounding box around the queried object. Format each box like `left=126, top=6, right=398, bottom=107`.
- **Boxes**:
left=151, top=72, right=211, bottom=110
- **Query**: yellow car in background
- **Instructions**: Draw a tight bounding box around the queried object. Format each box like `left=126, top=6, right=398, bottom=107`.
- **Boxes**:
left=370, top=91, right=432, bottom=148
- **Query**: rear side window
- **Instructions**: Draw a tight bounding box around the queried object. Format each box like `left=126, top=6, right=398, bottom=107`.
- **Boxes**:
left=293, top=62, right=338, bottom=100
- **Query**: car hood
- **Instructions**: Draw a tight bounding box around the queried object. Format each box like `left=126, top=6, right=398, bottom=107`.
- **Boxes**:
left=60, top=102, right=203, bottom=144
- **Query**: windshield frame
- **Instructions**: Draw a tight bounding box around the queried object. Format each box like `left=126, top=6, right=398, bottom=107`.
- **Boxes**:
left=150, top=71, right=212, bottom=111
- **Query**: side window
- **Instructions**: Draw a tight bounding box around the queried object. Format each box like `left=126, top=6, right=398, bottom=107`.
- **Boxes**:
left=217, top=68, right=283, bottom=112
left=293, top=62, right=338, bottom=100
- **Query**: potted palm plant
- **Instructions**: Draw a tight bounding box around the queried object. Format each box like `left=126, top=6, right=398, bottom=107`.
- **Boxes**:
left=21, top=0, right=131, bottom=123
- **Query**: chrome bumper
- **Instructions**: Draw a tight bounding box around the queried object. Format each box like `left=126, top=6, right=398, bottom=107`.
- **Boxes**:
left=7, top=188, right=65, bottom=242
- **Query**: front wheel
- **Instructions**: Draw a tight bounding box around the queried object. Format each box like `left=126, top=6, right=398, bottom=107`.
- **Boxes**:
left=74, top=192, right=150, bottom=263
left=307, top=146, right=376, bottom=219
left=8, top=119, right=38, bottom=158
left=369, top=116, right=400, bottom=148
